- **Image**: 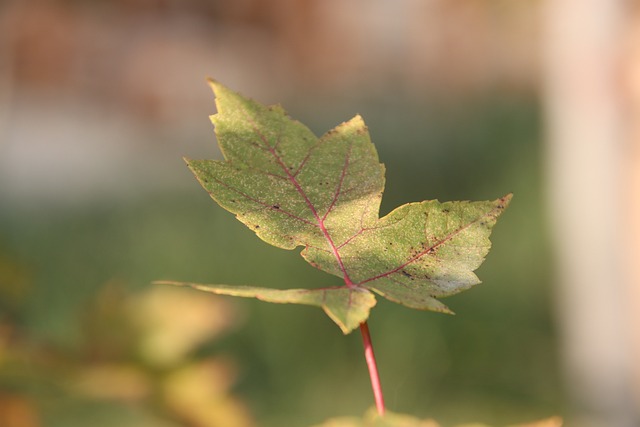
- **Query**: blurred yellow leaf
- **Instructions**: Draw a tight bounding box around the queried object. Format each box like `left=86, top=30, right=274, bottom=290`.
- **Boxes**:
left=162, top=359, right=254, bottom=427
left=70, top=363, right=150, bottom=400
left=312, top=408, right=561, bottom=427
left=130, top=286, right=238, bottom=366
left=312, top=408, right=440, bottom=427
left=507, top=418, right=563, bottom=427
left=311, top=416, right=363, bottom=427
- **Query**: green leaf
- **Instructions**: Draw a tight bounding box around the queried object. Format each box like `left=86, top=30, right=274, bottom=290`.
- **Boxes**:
left=153, top=282, right=375, bottom=334
left=168, top=79, right=511, bottom=334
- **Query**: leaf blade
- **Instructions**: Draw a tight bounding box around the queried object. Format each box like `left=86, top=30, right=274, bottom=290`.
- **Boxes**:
left=354, top=195, right=511, bottom=308
left=181, top=80, right=511, bottom=332
left=154, top=281, right=376, bottom=334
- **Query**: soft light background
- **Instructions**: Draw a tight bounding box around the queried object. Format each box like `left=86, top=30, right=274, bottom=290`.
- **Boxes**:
left=0, top=1, right=638, bottom=427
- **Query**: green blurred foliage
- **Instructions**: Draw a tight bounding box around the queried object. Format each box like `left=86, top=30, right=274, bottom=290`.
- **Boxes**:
left=0, top=93, right=563, bottom=426
left=0, top=246, right=254, bottom=426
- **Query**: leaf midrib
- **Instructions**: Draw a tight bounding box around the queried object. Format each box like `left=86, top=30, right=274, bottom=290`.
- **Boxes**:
left=245, top=115, right=356, bottom=287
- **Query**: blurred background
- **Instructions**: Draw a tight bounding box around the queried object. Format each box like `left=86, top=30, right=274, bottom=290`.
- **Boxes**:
left=0, top=1, right=638, bottom=426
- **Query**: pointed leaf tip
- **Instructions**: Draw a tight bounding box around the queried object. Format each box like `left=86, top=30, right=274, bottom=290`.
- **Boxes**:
left=500, top=194, right=513, bottom=213
left=206, top=77, right=220, bottom=90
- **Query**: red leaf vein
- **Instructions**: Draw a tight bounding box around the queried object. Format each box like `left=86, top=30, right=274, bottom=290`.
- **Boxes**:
left=209, top=175, right=315, bottom=226
left=322, top=142, right=353, bottom=221
left=357, top=207, right=496, bottom=286
left=244, top=111, right=355, bottom=287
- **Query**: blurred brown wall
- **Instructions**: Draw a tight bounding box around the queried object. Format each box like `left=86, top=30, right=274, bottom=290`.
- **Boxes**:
left=0, top=0, right=540, bottom=125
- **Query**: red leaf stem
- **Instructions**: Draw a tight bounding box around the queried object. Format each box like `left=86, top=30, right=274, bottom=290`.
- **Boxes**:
left=360, top=321, right=385, bottom=416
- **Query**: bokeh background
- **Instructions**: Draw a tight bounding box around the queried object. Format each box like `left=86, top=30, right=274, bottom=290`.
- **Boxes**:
left=1, top=1, right=639, bottom=427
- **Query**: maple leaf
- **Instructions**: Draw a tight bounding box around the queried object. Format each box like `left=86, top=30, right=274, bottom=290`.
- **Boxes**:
left=156, top=80, right=511, bottom=334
